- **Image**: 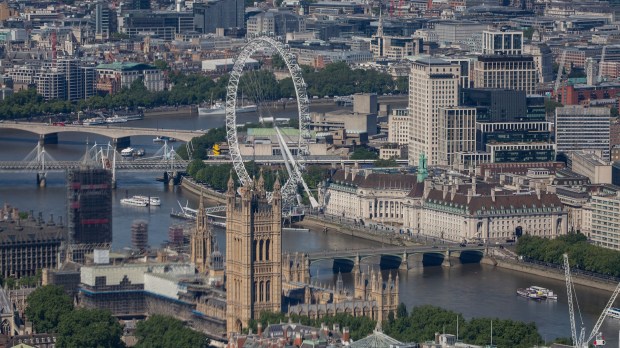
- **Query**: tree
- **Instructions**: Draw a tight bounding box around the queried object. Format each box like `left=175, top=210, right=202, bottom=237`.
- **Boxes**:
left=544, top=99, right=563, bottom=115
left=374, top=158, right=398, bottom=167
left=25, top=285, right=74, bottom=333
left=56, top=308, right=124, bottom=348
left=153, top=60, right=170, bottom=72
left=522, top=27, right=535, bottom=40
left=135, top=315, right=208, bottom=348
left=350, top=148, right=378, bottom=160
left=272, top=54, right=287, bottom=70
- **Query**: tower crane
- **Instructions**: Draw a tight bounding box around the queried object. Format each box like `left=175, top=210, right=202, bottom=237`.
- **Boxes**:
left=554, top=50, right=568, bottom=100
left=564, top=253, right=620, bottom=347
left=598, top=45, right=607, bottom=84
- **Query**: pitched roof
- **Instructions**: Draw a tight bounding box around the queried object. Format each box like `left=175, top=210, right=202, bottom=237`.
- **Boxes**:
left=330, top=170, right=418, bottom=190
left=350, top=330, right=403, bottom=348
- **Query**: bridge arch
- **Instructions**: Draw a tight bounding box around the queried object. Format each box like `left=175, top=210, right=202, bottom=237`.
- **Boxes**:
left=0, top=123, right=200, bottom=143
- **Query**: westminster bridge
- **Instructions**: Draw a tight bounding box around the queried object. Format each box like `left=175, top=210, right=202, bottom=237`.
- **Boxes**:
left=303, top=245, right=489, bottom=272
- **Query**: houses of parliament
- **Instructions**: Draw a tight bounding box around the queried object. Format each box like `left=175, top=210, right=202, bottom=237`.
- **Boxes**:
left=190, top=171, right=399, bottom=337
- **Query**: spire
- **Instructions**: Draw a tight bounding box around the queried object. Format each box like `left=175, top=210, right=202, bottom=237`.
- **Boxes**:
left=257, top=168, right=265, bottom=197
left=227, top=170, right=235, bottom=195
left=199, top=186, right=205, bottom=211
left=377, top=7, right=384, bottom=37
left=273, top=171, right=281, bottom=192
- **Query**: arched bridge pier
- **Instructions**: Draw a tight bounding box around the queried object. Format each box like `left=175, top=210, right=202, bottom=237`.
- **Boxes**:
left=306, top=246, right=487, bottom=273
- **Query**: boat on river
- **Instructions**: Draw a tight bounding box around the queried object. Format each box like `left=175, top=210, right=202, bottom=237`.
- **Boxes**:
left=529, top=286, right=557, bottom=300
left=517, top=286, right=557, bottom=300
left=134, top=195, right=161, bottom=206
left=120, top=197, right=148, bottom=207
left=607, top=307, right=620, bottom=319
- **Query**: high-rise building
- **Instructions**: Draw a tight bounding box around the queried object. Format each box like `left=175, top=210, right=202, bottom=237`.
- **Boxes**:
left=193, top=0, right=245, bottom=34
left=246, top=10, right=305, bottom=38
left=591, top=193, right=620, bottom=250
left=438, top=107, right=477, bottom=167
left=482, top=30, right=523, bottom=55
left=472, top=55, right=538, bottom=94
left=191, top=193, right=215, bottom=274
left=226, top=172, right=282, bottom=335
left=36, top=70, right=65, bottom=100
left=58, top=58, right=83, bottom=101
left=408, top=57, right=460, bottom=166
left=555, top=105, right=611, bottom=161
left=120, top=11, right=193, bottom=40
left=67, top=167, right=113, bottom=262
left=95, top=2, right=116, bottom=40
left=82, top=66, right=96, bottom=99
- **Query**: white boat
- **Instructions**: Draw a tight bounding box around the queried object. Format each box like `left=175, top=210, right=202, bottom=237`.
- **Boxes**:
left=105, top=116, right=128, bottom=123
left=607, top=307, right=620, bottom=319
left=153, top=136, right=176, bottom=143
left=120, top=197, right=148, bottom=207
left=83, top=117, right=105, bottom=126
left=133, top=195, right=161, bottom=206
left=121, top=148, right=134, bottom=157
left=529, top=286, right=558, bottom=300
left=114, top=111, right=144, bottom=121
left=198, top=102, right=258, bottom=116
left=134, top=148, right=145, bottom=157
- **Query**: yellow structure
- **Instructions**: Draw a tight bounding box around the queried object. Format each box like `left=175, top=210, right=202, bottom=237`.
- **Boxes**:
left=225, top=171, right=282, bottom=335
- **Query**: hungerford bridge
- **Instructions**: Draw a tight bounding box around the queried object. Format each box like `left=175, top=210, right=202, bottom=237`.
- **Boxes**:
left=0, top=122, right=197, bottom=187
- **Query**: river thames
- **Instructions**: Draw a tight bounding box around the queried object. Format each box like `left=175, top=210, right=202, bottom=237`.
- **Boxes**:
left=1, top=106, right=619, bottom=345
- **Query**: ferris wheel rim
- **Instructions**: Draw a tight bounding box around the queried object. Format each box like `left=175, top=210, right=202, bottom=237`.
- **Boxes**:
left=225, top=36, right=311, bottom=198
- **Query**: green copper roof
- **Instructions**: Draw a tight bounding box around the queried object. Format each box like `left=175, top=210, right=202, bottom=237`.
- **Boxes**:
left=95, top=62, right=156, bottom=71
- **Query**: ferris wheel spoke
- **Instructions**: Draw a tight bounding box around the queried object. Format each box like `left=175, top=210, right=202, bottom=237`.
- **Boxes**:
left=225, top=36, right=318, bottom=212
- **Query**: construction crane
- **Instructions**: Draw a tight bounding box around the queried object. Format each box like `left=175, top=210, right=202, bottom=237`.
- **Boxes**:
left=598, top=45, right=607, bottom=84
left=563, top=253, right=620, bottom=347
left=554, top=50, right=568, bottom=100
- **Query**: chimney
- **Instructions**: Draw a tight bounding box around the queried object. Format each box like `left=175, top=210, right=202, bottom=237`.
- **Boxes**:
left=499, top=174, right=505, bottom=185
left=351, top=168, right=356, bottom=181
left=342, top=327, right=350, bottom=342
left=442, top=184, right=448, bottom=199
left=423, top=178, right=432, bottom=199
left=450, top=184, right=457, bottom=200
left=535, top=183, right=541, bottom=200
left=257, top=323, right=262, bottom=337
left=491, top=189, right=496, bottom=202
left=472, top=179, right=477, bottom=195
left=467, top=189, right=473, bottom=204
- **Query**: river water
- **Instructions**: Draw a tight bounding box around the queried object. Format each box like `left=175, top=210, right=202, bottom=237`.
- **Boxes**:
left=1, top=104, right=619, bottom=345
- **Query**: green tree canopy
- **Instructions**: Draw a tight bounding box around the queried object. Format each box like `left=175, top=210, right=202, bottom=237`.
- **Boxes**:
left=516, top=233, right=620, bottom=277
left=135, top=315, right=208, bottom=348
left=350, top=148, right=379, bottom=160
left=56, top=308, right=124, bottom=348
left=25, top=285, right=74, bottom=333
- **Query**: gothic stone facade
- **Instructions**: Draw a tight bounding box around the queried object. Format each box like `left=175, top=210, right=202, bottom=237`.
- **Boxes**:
left=226, top=173, right=283, bottom=335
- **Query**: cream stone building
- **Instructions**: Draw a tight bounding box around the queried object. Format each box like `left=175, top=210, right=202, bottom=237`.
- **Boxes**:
left=321, top=168, right=418, bottom=225
left=225, top=172, right=283, bottom=335
left=402, top=179, right=568, bottom=243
